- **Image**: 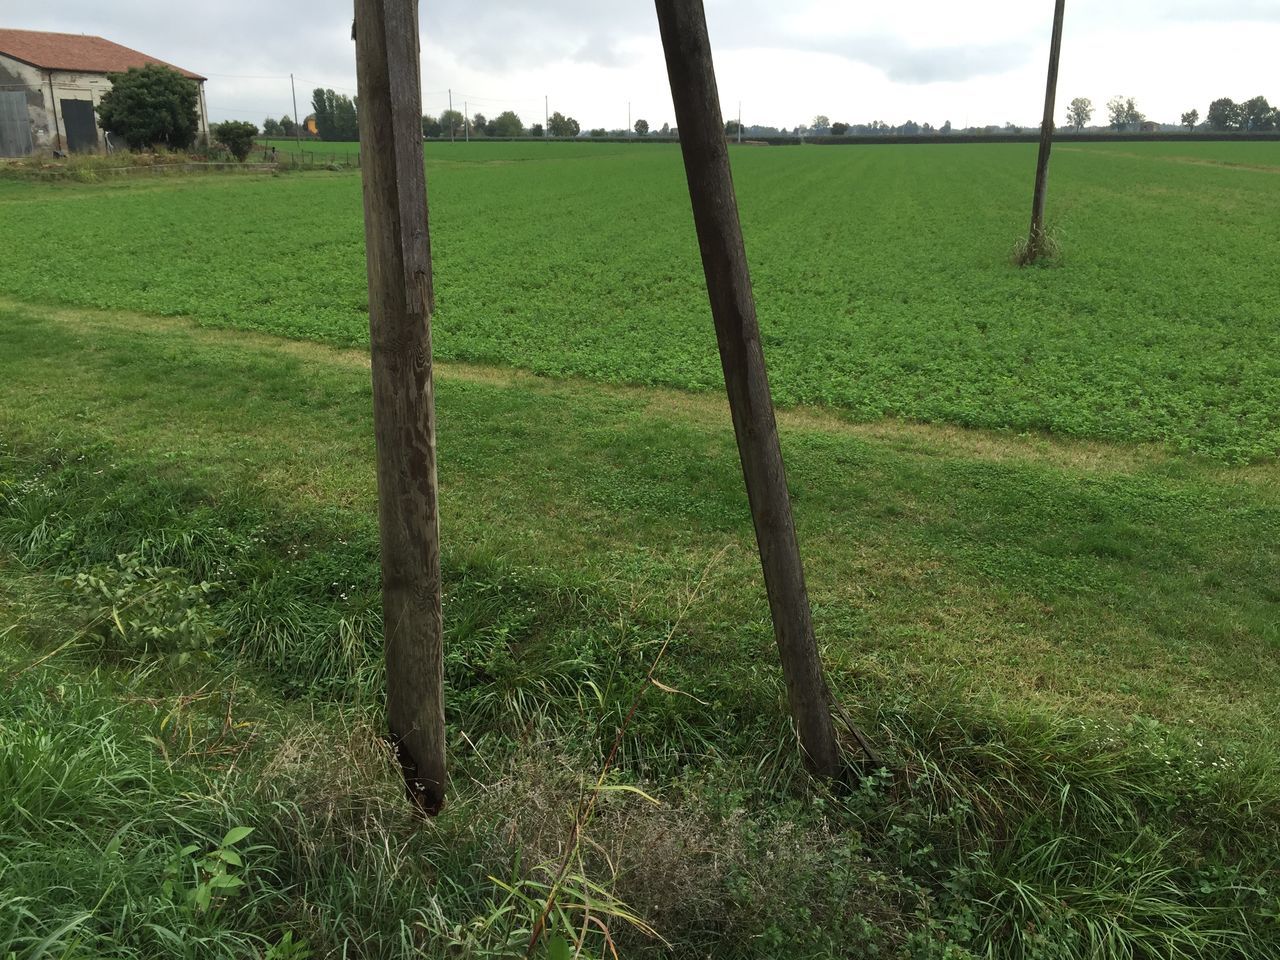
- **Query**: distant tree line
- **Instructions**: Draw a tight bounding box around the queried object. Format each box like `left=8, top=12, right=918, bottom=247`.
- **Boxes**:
left=415, top=109, right=682, bottom=140
left=261, top=115, right=299, bottom=138
left=1065, top=94, right=1277, bottom=134
left=730, top=116, right=962, bottom=138
left=1203, top=96, right=1278, bottom=132
left=288, top=89, right=1280, bottom=146
left=419, top=109, right=594, bottom=139
left=735, top=96, right=1279, bottom=140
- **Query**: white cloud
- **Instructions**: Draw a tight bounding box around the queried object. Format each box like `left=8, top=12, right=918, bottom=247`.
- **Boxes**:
left=1165, top=0, right=1280, bottom=22
left=8, top=1, right=1279, bottom=129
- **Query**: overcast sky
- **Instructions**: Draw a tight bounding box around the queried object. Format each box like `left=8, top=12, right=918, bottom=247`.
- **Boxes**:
left=12, top=1, right=1280, bottom=130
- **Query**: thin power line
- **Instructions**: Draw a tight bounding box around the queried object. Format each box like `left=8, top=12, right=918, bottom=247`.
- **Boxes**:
left=452, top=91, right=545, bottom=104
left=201, top=72, right=291, bottom=80
left=291, top=77, right=360, bottom=96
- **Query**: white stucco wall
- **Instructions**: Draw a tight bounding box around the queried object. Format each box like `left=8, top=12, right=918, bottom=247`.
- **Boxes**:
left=0, top=53, right=53, bottom=151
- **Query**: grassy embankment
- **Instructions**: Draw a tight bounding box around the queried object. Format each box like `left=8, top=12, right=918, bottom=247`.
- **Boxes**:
left=3, top=299, right=1277, bottom=958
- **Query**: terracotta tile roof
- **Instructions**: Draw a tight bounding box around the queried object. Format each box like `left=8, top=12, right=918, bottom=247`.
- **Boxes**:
left=0, top=28, right=205, bottom=80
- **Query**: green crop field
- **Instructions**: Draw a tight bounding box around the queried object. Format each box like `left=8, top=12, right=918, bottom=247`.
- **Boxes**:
left=2, top=142, right=1279, bottom=959
left=4, top=139, right=1280, bottom=460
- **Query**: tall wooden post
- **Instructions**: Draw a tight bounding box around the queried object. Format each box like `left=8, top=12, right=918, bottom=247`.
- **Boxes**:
left=1025, top=0, right=1067, bottom=263
left=353, top=0, right=447, bottom=815
left=654, top=0, right=840, bottom=778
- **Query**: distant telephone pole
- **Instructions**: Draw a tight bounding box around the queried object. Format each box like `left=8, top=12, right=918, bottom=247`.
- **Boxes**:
left=464, top=100, right=469, bottom=141
left=290, top=73, right=301, bottom=149
left=544, top=94, right=548, bottom=137
left=628, top=100, right=632, bottom=137
left=737, top=101, right=742, bottom=143
left=1023, top=0, right=1067, bottom=263
left=448, top=88, right=454, bottom=141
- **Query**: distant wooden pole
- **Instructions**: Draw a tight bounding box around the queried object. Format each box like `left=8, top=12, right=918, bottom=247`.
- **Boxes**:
left=290, top=73, right=302, bottom=152
left=1026, top=0, right=1066, bottom=262
left=654, top=0, right=841, bottom=779
left=353, top=0, right=447, bottom=815
left=47, top=75, right=63, bottom=151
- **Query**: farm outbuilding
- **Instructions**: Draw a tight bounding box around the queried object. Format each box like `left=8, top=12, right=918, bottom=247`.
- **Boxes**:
left=0, top=28, right=208, bottom=156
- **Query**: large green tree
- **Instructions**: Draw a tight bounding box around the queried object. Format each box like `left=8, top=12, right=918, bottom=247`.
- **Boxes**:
left=1243, top=95, right=1274, bottom=131
left=1066, top=97, right=1093, bottom=132
left=96, top=64, right=200, bottom=150
left=489, top=110, right=523, bottom=137
left=439, top=109, right=463, bottom=139
left=1207, top=97, right=1243, bottom=131
left=547, top=111, right=579, bottom=137
left=333, top=95, right=358, bottom=140
left=1106, top=96, right=1143, bottom=131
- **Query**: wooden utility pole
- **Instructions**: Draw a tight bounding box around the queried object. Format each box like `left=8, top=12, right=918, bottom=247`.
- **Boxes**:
left=353, top=0, right=447, bottom=815
left=290, top=73, right=302, bottom=152
left=1025, top=0, right=1067, bottom=263
left=654, top=0, right=841, bottom=779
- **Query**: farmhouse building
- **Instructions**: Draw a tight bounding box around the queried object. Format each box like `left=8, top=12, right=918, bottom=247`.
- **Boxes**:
left=0, top=28, right=208, bottom=156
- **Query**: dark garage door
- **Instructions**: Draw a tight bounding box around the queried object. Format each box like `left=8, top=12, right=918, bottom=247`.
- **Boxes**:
left=61, top=98, right=98, bottom=153
left=0, top=91, right=32, bottom=157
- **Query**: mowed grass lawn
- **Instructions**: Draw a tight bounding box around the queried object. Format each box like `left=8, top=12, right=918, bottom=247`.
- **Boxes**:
left=2, top=143, right=1279, bottom=958
left=2, top=140, right=1279, bottom=459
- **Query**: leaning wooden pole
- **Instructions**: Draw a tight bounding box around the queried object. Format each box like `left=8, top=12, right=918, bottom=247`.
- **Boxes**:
left=353, top=0, right=447, bottom=815
left=654, top=0, right=841, bottom=779
left=1025, top=0, right=1067, bottom=263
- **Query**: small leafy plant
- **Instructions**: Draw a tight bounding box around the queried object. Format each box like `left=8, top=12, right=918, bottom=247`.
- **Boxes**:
left=436, top=860, right=659, bottom=959
left=264, top=931, right=313, bottom=960
left=68, top=553, right=223, bottom=666
left=161, top=826, right=255, bottom=913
